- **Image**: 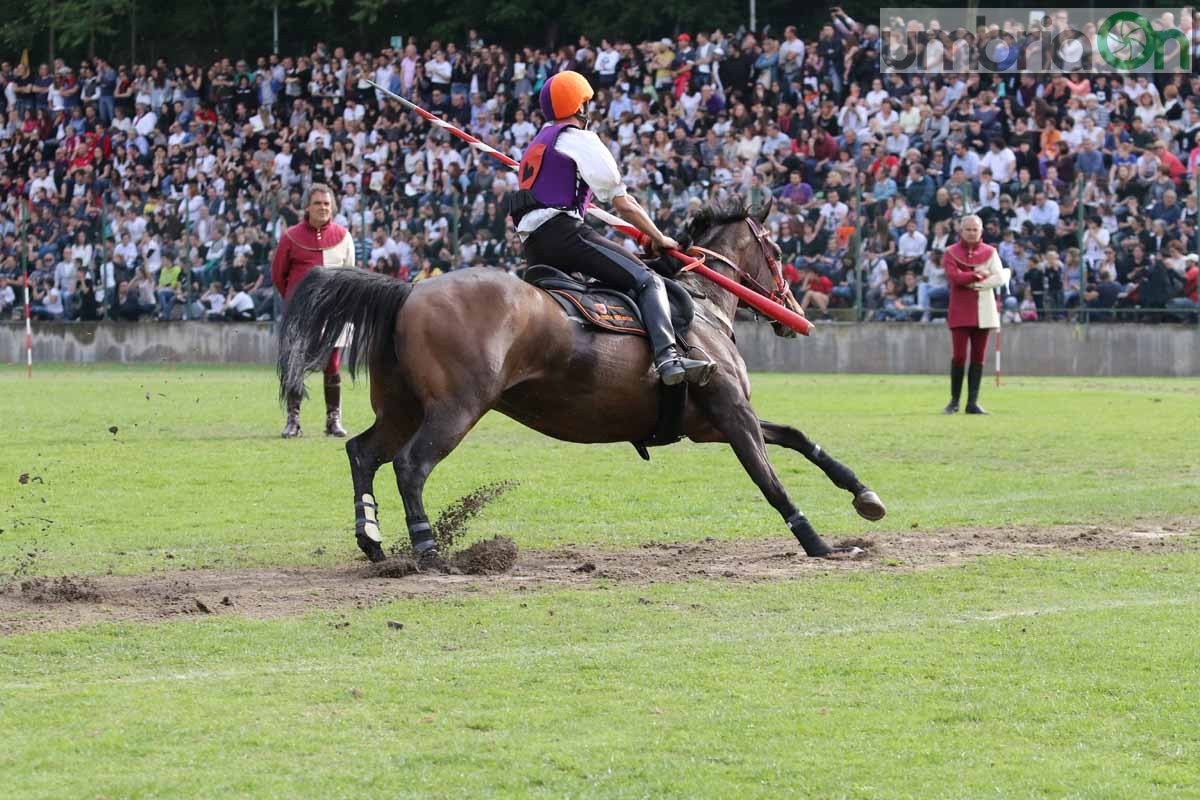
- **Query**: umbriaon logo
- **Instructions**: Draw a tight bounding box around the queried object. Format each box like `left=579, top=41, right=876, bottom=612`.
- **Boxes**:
left=879, top=8, right=1193, bottom=75
left=1097, top=11, right=1191, bottom=71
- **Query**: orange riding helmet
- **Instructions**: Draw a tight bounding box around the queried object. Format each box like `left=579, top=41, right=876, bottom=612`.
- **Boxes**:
left=538, top=70, right=594, bottom=122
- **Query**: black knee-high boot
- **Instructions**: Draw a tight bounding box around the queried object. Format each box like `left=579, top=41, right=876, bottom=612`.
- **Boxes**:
left=965, top=363, right=988, bottom=414
left=324, top=372, right=347, bottom=436
left=281, top=391, right=303, bottom=438
left=635, top=273, right=715, bottom=386
left=943, top=362, right=965, bottom=414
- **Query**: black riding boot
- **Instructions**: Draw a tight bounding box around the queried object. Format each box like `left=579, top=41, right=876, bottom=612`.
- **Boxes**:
left=943, top=363, right=964, bottom=414
left=965, top=363, right=989, bottom=414
left=636, top=274, right=716, bottom=386
left=282, top=391, right=303, bottom=438
left=324, top=373, right=347, bottom=437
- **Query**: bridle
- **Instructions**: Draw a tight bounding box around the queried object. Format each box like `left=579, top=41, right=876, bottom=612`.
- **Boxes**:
left=681, top=217, right=795, bottom=310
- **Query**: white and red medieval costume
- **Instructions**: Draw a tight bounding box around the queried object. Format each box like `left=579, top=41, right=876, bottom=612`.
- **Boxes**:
left=942, top=239, right=1010, bottom=414
left=271, top=219, right=356, bottom=436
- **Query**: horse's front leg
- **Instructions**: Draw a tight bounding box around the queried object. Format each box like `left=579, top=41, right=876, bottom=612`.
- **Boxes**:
left=759, top=420, right=886, bottom=522
left=695, top=390, right=860, bottom=558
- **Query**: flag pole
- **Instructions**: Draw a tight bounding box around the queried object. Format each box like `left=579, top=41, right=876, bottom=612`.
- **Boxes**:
left=24, top=271, right=32, bottom=379
left=994, top=325, right=1001, bottom=387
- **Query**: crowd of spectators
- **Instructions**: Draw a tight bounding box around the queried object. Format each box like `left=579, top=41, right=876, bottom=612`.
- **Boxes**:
left=0, top=8, right=1198, bottom=326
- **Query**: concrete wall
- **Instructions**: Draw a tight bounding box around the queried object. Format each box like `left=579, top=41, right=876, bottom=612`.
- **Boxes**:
left=734, top=322, right=1200, bottom=377
left=3, top=321, right=1198, bottom=376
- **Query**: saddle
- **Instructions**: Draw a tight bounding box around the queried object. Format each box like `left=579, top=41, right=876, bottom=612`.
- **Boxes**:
left=522, top=264, right=694, bottom=337
left=522, top=264, right=697, bottom=461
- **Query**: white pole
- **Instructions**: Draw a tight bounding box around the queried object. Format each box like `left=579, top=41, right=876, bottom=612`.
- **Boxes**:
left=273, top=3, right=280, bottom=54
left=750, top=0, right=757, bottom=32
left=24, top=272, right=32, bottom=379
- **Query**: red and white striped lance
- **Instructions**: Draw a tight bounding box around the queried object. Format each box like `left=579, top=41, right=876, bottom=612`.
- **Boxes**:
left=366, top=80, right=517, bottom=169
left=23, top=271, right=32, bottom=378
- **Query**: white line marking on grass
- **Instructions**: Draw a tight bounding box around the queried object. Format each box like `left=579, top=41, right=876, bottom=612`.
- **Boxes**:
left=2, top=596, right=1195, bottom=692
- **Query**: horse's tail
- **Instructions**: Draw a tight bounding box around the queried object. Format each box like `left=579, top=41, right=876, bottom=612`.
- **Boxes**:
left=277, top=267, right=412, bottom=402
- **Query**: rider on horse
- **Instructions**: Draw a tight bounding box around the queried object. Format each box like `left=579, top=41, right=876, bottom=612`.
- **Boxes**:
left=509, top=70, right=717, bottom=386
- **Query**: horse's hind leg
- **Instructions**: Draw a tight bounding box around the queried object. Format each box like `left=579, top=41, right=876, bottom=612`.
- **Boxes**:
left=346, top=416, right=410, bottom=562
left=392, top=403, right=488, bottom=562
left=759, top=420, right=886, bottom=522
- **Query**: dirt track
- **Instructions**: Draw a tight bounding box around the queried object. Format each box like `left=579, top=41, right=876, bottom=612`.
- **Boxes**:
left=2, top=523, right=1195, bottom=635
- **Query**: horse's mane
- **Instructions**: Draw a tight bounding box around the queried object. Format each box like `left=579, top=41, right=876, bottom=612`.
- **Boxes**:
left=681, top=195, right=772, bottom=248
left=682, top=195, right=763, bottom=248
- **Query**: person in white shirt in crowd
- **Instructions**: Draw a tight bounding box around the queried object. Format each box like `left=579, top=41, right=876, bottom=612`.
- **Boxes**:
left=949, top=140, right=980, bottom=180
left=818, top=192, right=849, bottom=229
left=67, top=231, right=94, bottom=270
left=26, top=165, right=56, bottom=199
left=865, top=78, right=889, bottom=113
left=424, top=50, right=452, bottom=90
left=225, top=284, right=256, bottom=321
left=976, top=168, right=1001, bottom=213
left=979, top=137, right=1015, bottom=184
left=594, top=40, right=621, bottom=87
left=1081, top=215, right=1110, bottom=270
left=54, top=256, right=77, bottom=298
left=131, top=100, right=157, bottom=154
left=839, top=96, right=869, bottom=137
left=201, top=281, right=226, bottom=320
left=114, top=231, right=138, bottom=267
left=0, top=279, right=15, bottom=316
left=779, top=25, right=805, bottom=79
left=506, top=108, right=537, bottom=150
left=918, top=248, right=949, bottom=323
left=897, top=220, right=928, bottom=273
left=1029, top=192, right=1060, bottom=228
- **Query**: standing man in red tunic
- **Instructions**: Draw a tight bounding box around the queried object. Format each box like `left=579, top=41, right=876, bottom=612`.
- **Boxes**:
left=271, top=183, right=356, bottom=438
left=942, top=215, right=1010, bottom=415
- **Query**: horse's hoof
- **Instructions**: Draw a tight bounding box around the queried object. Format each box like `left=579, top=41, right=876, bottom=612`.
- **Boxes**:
left=820, top=546, right=866, bottom=560
left=356, top=533, right=386, bottom=563
left=853, top=490, right=886, bottom=522
left=416, top=547, right=452, bottom=572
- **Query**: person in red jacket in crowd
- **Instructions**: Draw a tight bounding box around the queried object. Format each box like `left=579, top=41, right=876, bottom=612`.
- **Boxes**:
left=942, top=214, right=1011, bottom=414
left=271, top=183, right=356, bottom=438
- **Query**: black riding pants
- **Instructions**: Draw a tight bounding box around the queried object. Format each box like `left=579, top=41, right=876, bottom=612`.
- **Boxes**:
left=523, top=214, right=676, bottom=357
left=523, top=213, right=651, bottom=291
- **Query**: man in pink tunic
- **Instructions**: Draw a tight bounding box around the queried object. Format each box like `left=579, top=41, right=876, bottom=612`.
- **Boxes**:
left=271, top=183, right=356, bottom=437
left=942, top=215, right=1010, bottom=415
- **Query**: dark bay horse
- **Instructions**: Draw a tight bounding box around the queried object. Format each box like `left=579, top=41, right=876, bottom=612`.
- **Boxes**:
left=278, top=197, right=885, bottom=563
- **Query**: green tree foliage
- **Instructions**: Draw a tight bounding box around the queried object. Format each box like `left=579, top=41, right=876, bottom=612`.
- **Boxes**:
left=0, top=0, right=890, bottom=65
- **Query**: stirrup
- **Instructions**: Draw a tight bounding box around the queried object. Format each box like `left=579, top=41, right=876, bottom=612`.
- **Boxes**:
left=655, top=356, right=687, bottom=386
left=679, top=356, right=716, bottom=386
left=655, top=349, right=716, bottom=387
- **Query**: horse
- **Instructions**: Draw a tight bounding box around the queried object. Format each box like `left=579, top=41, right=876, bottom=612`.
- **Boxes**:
left=278, top=196, right=886, bottom=564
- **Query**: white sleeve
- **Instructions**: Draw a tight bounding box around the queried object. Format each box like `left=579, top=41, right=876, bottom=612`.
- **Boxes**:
left=974, top=252, right=1010, bottom=289
left=554, top=128, right=627, bottom=204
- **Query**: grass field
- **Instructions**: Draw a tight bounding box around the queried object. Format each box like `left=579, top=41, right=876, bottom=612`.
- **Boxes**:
left=2, top=365, right=1198, bottom=798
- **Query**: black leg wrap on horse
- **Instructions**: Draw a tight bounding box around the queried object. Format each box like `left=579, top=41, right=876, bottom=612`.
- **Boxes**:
left=407, top=518, right=436, bottom=553
left=806, top=442, right=866, bottom=495
left=787, top=512, right=833, bottom=557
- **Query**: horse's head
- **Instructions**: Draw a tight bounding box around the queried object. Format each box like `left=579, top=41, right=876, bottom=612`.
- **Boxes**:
left=682, top=195, right=805, bottom=338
